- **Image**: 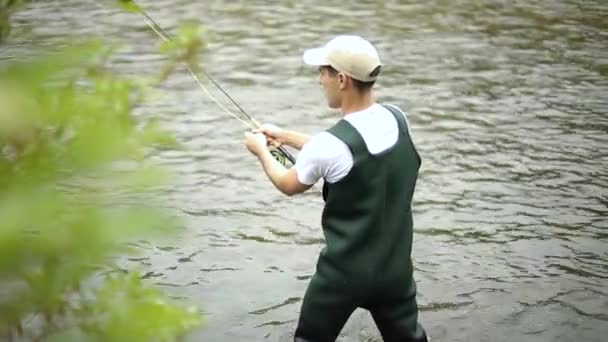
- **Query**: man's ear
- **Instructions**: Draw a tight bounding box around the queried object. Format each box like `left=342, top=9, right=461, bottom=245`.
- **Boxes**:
left=338, top=73, right=347, bottom=89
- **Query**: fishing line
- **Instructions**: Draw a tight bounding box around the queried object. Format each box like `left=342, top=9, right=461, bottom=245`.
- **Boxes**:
left=139, top=13, right=255, bottom=130
left=118, top=0, right=296, bottom=164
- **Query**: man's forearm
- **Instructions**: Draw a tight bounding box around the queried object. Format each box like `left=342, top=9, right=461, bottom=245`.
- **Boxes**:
left=257, top=148, right=310, bottom=196
left=258, top=149, right=291, bottom=194
left=281, top=130, right=310, bottom=150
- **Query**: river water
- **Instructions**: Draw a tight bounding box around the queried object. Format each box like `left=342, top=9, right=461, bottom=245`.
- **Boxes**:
left=3, top=0, right=607, bottom=341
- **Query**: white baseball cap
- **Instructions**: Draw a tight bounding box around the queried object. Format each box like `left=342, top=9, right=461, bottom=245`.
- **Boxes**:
left=302, top=35, right=382, bottom=82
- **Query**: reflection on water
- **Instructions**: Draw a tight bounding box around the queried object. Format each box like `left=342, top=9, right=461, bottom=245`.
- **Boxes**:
left=3, top=0, right=607, bottom=341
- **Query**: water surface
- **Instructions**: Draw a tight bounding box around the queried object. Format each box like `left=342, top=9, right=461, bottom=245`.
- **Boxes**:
left=3, top=1, right=607, bottom=341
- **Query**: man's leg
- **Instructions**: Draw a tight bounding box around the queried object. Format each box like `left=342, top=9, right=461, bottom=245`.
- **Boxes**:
left=367, top=281, right=428, bottom=342
left=370, top=306, right=428, bottom=342
left=294, top=274, right=357, bottom=342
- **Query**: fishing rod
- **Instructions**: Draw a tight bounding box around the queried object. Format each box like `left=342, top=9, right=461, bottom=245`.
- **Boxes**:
left=126, top=1, right=296, bottom=165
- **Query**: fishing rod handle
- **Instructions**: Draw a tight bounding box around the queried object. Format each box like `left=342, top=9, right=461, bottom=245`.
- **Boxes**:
left=277, top=145, right=296, bottom=165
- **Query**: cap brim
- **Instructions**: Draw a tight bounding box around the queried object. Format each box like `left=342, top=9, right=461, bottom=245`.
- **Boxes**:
left=302, top=47, right=329, bottom=66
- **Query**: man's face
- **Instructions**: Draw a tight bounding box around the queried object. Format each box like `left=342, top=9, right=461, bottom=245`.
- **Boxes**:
left=318, top=66, right=341, bottom=109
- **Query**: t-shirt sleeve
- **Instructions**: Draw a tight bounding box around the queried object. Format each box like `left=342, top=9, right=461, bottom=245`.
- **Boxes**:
left=295, top=132, right=353, bottom=185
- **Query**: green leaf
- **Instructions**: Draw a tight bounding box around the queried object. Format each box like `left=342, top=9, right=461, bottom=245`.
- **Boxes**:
left=46, top=328, right=89, bottom=342
left=1, top=12, right=202, bottom=341
left=139, top=120, right=181, bottom=149
left=84, top=272, right=202, bottom=341
left=116, top=0, right=142, bottom=13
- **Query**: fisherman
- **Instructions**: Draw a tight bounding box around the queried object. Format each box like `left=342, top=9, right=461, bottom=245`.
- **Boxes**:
left=244, top=35, right=428, bottom=342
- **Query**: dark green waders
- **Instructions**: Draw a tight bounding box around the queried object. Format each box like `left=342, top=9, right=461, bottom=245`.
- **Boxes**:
left=294, top=105, right=428, bottom=342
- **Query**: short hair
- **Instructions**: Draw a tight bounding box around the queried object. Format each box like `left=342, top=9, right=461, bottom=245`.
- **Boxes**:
left=318, top=65, right=338, bottom=76
left=318, top=65, right=376, bottom=92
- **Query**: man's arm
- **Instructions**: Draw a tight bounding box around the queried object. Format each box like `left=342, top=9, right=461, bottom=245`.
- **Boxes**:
left=245, top=132, right=312, bottom=196
left=257, top=124, right=310, bottom=151
left=279, top=130, right=310, bottom=150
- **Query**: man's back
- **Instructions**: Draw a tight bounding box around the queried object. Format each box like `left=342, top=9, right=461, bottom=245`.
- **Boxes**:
left=318, top=103, right=421, bottom=286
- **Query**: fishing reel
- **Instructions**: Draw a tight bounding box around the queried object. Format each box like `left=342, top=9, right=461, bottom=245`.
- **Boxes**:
left=270, top=148, right=287, bottom=166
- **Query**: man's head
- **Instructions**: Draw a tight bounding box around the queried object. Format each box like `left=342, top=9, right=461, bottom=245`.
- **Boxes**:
left=303, top=35, right=381, bottom=109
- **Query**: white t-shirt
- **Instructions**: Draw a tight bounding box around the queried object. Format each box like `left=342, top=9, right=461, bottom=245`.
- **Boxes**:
left=296, top=103, right=410, bottom=185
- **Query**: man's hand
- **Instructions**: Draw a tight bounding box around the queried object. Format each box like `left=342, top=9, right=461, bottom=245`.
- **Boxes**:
left=255, top=124, right=310, bottom=150
left=245, top=130, right=313, bottom=196
left=244, top=132, right=268, bottom=157
left=255, top=123, right=285, bottom=147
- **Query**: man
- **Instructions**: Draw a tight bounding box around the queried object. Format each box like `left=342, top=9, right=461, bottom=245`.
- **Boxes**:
left=244, top=35, right=428, bottom=342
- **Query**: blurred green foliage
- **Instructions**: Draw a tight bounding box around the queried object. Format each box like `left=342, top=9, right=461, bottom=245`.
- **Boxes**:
left=0, top=0, right=26, bottom=42
left=0, top=1, right=207, bottom=340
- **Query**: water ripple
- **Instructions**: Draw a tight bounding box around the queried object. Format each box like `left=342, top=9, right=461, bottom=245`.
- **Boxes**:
left=4, top=0, right=607, bottom=341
